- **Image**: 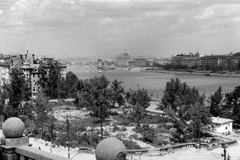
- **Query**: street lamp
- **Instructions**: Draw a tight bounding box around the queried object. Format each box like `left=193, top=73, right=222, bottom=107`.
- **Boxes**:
left=221, top=144, right=230, bottom=160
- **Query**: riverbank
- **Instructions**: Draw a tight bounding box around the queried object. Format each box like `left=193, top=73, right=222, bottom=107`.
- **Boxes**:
left=150, top=69, right=240, bottom=77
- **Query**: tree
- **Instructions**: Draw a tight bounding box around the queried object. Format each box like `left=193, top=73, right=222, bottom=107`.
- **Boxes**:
left=64, top=71, right=79, bottom=97
left=127, top=88, right=151, bottom=132
left=38, top=60, right=64, bottom=99
left=161, top=77, right=205, bottom=114
left=225, top=86, right=240, bottom=125
left=2, top=68, right=30, bottom=119
left=187, top=103, right=211, bottom=146
left=33, top=91, right=51, bottom=138
left=237, top=60, right=240, bottom=71
left=209, top=86, right=224, bottom=117
left=161, top=78, right=210, bottom=142
left=77, top=75, right=111, bottom=139
left=109, top=79, right=125, bottom=108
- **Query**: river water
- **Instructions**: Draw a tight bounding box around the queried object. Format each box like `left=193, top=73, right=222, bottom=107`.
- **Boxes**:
left=67, top=65, right=240, bottom=100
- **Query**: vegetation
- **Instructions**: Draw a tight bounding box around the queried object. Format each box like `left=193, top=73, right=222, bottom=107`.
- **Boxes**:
left=38, top=60, right=65, bottom=99
left=126, top=88, right=151, bottom=132
left=2, top=59, right=240, bottom=150
left=161, top=78, right=211, bottom=143
left=209, top=86, right=224, bottom=117
left=225, top=86, right=240, bottom=125
left=2, top=68, right=30, bottom=119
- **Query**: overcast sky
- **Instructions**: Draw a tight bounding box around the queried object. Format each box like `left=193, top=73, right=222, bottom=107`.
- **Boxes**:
left=0, top=0, right=240, bottom=60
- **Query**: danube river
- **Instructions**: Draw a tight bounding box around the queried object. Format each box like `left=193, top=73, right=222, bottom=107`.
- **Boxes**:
left=67, top=65, right=240, bottom=100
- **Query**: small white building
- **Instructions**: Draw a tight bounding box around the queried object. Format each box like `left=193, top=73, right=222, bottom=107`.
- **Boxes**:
left=212, top=117, right=233, bottom=134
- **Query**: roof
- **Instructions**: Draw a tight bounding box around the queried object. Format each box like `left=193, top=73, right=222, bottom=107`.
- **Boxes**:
left=212, top=117, right=233, bottom=124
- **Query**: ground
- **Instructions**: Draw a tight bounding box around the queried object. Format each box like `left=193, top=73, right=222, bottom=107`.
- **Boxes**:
left=48, top=103, right=240, bottom=160
left=1, top=102, right=240, bottom=160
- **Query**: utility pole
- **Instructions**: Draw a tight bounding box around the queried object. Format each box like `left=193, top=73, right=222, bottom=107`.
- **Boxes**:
left=66, top=116, right=70, bottom=159
left=198, top=123, right=201, bottom=149
left=100, top=104, right=103, bottom=140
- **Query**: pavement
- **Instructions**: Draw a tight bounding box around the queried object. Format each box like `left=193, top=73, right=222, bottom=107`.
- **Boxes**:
left=146, top=101, right=164, bottom=114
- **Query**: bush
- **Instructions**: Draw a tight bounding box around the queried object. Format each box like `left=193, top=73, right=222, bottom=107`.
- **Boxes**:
left=121, top=139, right=142, bottom=149
left=112, top=125, right=120, bottom=132
left=129, top=133, right=140, bottom=140
left=154, top=136, right=164, bottom=146
left=139, top=125, right=155, bottom=143
left=116, top=119, right=130, bottom=126
left=121, top=126, right=127, bottom=132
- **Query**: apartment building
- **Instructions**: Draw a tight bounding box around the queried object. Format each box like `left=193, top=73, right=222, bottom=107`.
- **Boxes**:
left=128, top=57, right=149, bottom=68
left=171, top=52, right=199, bottom=68
left=0, top=53, right=67, bottom=97
left=198, top=54, right=239, bottom=71
left=171, top=52, right=240, bottom=71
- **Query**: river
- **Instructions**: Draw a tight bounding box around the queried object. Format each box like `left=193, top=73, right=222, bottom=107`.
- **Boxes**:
left=67, top=65, right=240, bottom=100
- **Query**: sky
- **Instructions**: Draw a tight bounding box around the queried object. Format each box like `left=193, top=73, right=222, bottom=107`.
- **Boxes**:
left=0, top=0, right=240, bottom=60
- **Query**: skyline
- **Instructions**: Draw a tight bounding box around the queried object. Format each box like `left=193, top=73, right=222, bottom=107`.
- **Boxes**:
left=0, top=0, right=240, bottom=61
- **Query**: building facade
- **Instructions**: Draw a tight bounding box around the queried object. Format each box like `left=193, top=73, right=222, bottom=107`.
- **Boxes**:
left=116, top=52, right=131, bottom=67
left=127, top=58, right=149, bottom=68
left=212, top=117, right=233, bottom=134
left=0, top=53, right=67, bottom=97
left=171, top=52, right=199, bottom=68
left=171, top=52, right=240, bottom=71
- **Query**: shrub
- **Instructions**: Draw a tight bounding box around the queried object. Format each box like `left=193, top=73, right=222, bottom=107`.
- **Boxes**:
left=121, top=126, right=127, bottom=132
left=129, top=133, right=140, bottom=140
left=139, top=125, right=155, bottom=143
left=121, top=139, right=142, bottom=149
left=116, top=119, right=130, bottom=126
left=112, top=125, right=120, bottom=132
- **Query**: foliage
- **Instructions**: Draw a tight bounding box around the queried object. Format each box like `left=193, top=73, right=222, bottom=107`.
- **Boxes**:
left=187, top=103, right=212, bottom=141
left=77, top=75, right=111, bottom=119
left=161, top=78, right=211, bottom=142
left=141, top=114, right=171, bottom=124
left=225, top=86, right=240, bottom=125
left=76, top=75, right=113, bottom=139
left=162, top=64, right=189, bottom=70
left=38, top=60, right=65, bottom=99
left=2, top=68, right=30, bottom=118
left=126, top=88, right=151, bottom=132
left=63, top=71, right=80, bottom=98
left=121, top=139, right=142, bottom=149
left=32, top=91, right=52, bottom=138
left=161, top=77, right=205, bottom=113
left=209, top=86, right=224, bottom=117
left=112, top=125, right=120, bottom=132
left=139, top=125, right=155, bottom=143
left=18, top=101, right=35, bottom=123
left=109, top=79, right=125, bottom=108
